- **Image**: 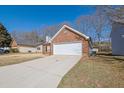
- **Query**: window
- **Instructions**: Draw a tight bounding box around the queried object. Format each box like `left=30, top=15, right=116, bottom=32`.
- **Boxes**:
left=28, top=50, right=32, bottom=53
left=37, top=47, right=41, bottom=50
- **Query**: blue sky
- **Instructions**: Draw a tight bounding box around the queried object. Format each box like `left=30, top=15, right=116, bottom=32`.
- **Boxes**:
left=0, top=5, right=96, bottom=32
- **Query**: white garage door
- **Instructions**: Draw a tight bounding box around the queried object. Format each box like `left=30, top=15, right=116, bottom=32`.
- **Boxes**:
left=53, top=42, right=82, bottom=55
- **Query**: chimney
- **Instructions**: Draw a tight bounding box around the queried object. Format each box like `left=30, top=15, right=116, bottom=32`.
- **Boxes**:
left=46, top=36, right=51, bottom=43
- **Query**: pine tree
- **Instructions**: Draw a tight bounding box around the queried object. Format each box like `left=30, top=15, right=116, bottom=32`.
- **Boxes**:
left=0, top=23, right=12, bottom=47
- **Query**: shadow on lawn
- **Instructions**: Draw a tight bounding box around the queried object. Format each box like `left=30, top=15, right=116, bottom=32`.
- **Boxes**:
left=97, top=52, right=124, bottom=62
left=97, top=52, right=112, bottom=56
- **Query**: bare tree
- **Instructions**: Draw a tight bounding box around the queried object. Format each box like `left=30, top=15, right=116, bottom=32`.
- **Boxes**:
left=75, top=15, right=91, bottom=35
left=11, top=30, right=18, bottom=39
left=41, top=21, right=71, bottom=41
left=11, top=29, right=43, bottom=44
left=90, top=7, right=111, bottom=45
left=23, top=30, right=43, bottom=44
left=106, top=6, right=124, bottom=19
left=75, top=14, right=104, bottom=44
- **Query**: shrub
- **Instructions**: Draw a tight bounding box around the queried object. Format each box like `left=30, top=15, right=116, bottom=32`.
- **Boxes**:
left=10, top=48, right=19, bottom=53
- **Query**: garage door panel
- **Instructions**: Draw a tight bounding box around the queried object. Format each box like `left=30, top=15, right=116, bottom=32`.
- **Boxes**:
left=53, top=43, right=82, bottom=55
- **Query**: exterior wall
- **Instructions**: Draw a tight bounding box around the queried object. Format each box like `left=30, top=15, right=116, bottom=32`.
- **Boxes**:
left=111, top=22, right=124, bottom=55
left=18, top=45, right=36, bottom=53
left=51, top=28, right=89, bottom=55
left=36, top=45, right=43, bottom=53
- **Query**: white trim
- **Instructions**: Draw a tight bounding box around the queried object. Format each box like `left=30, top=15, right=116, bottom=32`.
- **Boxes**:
left=50, top=25, right=90, bottom=42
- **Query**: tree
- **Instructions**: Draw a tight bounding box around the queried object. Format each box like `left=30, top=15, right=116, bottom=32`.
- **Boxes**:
left=11, top=30, right=18, bottom=39
left=90, top=7, right=111, bottom=45
left=0, top=23, right=12, bottom=47
left=107, top=6, right=124, bottom=18
left=98, top=6, right=124, bottom=21
left=75, top=6, right=111, bottom=46
left=11, top=29, right=44, bottom=44
left=26, top=31, right=36, bottom=44
left=93, top=6, right=124, bottom=45
left=75, top=15, right=91, bottom=35
left=41, top=22, right=71, bottom=41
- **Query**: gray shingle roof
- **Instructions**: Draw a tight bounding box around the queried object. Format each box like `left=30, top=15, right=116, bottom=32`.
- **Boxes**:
left=15, top=39, right=43, bottom=47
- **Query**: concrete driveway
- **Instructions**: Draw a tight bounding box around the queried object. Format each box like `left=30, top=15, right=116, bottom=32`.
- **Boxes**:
left=0, top=55, right=81, bottom=88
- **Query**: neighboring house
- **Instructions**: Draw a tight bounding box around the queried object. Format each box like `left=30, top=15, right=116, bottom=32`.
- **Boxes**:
left=36, top=43, right=43, bottom=53
left=10, top=39, right=43, bottom=53
left=111, top=20, right=124, bottom=55
left=43, top=25, right=92, bottom=56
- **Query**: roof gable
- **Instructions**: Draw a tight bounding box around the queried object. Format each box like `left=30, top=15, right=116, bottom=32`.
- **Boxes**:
left=10, top=39, right=18, bottom=47
left=50, top=25, right=90, bottom=42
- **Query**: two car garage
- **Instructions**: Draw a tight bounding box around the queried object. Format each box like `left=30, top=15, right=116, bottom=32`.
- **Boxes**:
left=53, top=42, right=82, bottom=55
left=49, top=25, right=92, bottom=56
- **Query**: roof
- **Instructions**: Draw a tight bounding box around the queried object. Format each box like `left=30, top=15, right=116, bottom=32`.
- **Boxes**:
left=50, top=25, right=90, bottom=42
left=11, top=38, right=43, bottom=47
left=112, top=18, right=124, bottom=24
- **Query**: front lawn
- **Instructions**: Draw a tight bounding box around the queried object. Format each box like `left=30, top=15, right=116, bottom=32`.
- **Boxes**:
left=58, top=53, right=124, bottom=88
left=0, top=53, right=45, bottom=66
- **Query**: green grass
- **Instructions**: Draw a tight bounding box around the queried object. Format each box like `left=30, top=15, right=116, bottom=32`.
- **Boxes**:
left=58, top=53, right=124, bottom=88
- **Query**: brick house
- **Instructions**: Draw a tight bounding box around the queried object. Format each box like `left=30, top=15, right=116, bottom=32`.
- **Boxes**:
left=43, top=25, right=92, bottom=56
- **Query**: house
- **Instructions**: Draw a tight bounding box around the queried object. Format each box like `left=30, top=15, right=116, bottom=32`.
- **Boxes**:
left=43, top=25, right=92, bottom=56
left=10, top=39, right=43, bottom=53
left=36, top=43, right=43, bottom=53
left=111, top=20, right=124, bottom=55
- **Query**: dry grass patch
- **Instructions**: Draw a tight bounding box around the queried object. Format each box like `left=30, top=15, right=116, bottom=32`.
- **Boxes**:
left=0, top=53, right=45, bottom=66
left=58, top=53, right=124, bottom=88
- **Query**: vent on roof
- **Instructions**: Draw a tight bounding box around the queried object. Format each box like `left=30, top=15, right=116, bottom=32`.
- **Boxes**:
left=64, top=30, right=67, bottom=33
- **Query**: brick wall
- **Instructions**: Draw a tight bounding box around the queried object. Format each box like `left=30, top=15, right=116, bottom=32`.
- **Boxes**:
left=51, top=28, right=89, bottom=55
left=10, top=39, right=18, bottom=48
